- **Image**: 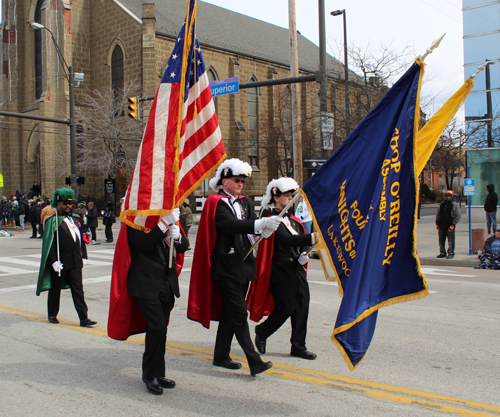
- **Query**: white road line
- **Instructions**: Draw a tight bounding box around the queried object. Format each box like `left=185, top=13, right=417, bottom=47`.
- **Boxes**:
left=420, top=267, right=476, bottom=278
left=0, top=257, right=42, bottom=267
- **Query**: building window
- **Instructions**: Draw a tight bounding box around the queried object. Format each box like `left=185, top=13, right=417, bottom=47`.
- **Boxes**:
left=207, top=68, right=218, bottom=113
left=247, top=78, right=259, bottom=168
left=34, top=0, right=44, bottom=99
left=111, top=45, right=124, bottom=92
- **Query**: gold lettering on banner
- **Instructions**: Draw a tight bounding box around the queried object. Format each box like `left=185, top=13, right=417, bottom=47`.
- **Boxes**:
left=382, top=129, right=402, bottom=265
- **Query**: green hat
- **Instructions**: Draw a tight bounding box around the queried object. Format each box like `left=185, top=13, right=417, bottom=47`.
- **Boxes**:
left=52, top=188, right=74, bottom=208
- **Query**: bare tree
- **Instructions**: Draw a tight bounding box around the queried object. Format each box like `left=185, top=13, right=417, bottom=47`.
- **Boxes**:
left=74, top=82, right=144, bottom=180
left=257, top=87, right=320, bottom=177
left=428, top=118, right=485, bottom=190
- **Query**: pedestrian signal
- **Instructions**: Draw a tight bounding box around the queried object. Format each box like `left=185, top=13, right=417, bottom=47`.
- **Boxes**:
left=127, top=97, right=138, bottom=120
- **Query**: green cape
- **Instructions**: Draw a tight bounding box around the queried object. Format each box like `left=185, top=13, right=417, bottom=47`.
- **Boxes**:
left=35, top=213, right=81, bottom=296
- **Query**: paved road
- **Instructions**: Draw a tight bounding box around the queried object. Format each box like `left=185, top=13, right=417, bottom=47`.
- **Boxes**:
left=0, top=229, right=499, bottom=416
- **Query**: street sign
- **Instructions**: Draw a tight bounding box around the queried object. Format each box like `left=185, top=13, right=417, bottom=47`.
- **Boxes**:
left=209, top=77, right=239, bottom=97
left=104, top=178, right=116, bottom=194
left=464, top=178, right=475, bottom=196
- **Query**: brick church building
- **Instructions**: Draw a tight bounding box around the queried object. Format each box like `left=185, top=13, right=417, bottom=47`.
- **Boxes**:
left=0, top=0, right=381, bottom=202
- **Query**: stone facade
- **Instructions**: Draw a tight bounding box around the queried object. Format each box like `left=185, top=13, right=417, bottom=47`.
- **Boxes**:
left=0, top=0, right=380, bottom=204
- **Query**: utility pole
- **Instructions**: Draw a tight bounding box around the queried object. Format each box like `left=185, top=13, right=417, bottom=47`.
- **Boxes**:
left=485, top=60, right=493, bottom=147
left=289, top=0, right=303, bottom=185
left=69, top=66, right=78, bottom=195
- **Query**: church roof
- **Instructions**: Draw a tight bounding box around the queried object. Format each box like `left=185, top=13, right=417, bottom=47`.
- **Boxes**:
left=117, top=0, right=349, bottom=80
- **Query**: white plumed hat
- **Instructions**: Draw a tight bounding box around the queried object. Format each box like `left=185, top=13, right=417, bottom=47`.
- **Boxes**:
left=209, top=158, right=252, bottom=191
left=261, top=177, right=299, bottom=208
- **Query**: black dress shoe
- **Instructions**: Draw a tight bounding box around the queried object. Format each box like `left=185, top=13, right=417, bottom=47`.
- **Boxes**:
left=250, top=361, right=272, bottom=376
left=436, top=254, right=446, bottom=258
left=212, top=359, right=242, bottom=370
left=142, top=377, right=163, bottom=395
left=80, top=318, right=97, bottom=327
left=48, top=316, right=59, bottom=324
left=255, top=334, right=266, bottom=354
left=158, top=377, right=175, bottom=389
left=291, top=349, right=317, bottom=360
left=446, top=254, right=454, bottom=259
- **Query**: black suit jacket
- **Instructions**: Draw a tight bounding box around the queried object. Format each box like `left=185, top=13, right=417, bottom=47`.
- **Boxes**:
left=48, top=215, right=88, bottom=270
left=211, top=193, right=257, bottom=285
left=127, top=225, right=189, bottom=300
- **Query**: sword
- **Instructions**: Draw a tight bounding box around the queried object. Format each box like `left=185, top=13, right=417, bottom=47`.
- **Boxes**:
left=55, top=210, right=61, bottom=277
left=243, top=192, right=301, bottom=260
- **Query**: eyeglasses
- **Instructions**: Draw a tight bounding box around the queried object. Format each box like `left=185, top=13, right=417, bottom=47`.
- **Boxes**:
left=232, top=178, right=245, bottom=184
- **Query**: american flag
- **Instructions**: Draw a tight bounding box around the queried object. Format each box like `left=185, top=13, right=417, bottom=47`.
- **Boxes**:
left=120, top=0, right=225, bottom=231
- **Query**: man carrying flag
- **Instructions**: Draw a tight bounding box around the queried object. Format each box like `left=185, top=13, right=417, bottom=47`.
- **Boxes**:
left=107, top=0, right=226, bottom=394
left=302, top=55, right=473, bottom=370
left=188, top=159, right=281, bottom=376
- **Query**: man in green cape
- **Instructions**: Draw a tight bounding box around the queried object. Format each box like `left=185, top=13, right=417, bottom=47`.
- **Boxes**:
left=36, top=188, right=97, bottom=327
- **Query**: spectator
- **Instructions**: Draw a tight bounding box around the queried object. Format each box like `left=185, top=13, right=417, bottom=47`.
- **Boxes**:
left=484, top=184, right=498, bottom=235
left=436, top=191, right=461, bottom=259
left=102, top=202, right=116, bottom=243
left=86, top=202, right=99, bottom=244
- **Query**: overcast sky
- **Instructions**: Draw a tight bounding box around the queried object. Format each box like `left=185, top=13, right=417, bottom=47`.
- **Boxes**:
left=203, top=0, right=466, bottom=117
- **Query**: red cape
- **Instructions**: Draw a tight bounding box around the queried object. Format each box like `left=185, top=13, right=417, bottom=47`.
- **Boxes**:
left=247, top=214, right=306, bottom=322
left=187, top=194, right=225, bottom=328
left=107, top=223, right=186, bottom=341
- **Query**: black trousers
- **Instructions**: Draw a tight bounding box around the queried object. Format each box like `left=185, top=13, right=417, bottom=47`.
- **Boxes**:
left=31, top=223, right=38, bottom=237
left=438, top=228, right=455, bottom=256
left=136, top=279, right=175, bottom=380
left=89, top=227, right=96, bottom=241
left=214, top=279, right=262, bottom=367
left=105, top=224, right=113, bottom=241
left=47, top=268, right=88, bottom=320
left=256, top=277, right=310, bottom=351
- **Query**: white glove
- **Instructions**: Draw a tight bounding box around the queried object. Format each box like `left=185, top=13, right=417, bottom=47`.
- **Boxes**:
left=311, top=232, right=319, bottom=245
left=168, top=225, right=181, bottom=240
left=261, top=216, right=282, bottom=239
left=83, top=259, right=87, bottom=267
left=52, top=261, right=64, bottom=272
left=298, top=252, right=309, bottom=266
left=162, top=208, right=180, bottom=226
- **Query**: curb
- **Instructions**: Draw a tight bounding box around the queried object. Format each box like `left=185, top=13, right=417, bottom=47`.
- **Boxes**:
left=418, top=257, right=478, bottom=267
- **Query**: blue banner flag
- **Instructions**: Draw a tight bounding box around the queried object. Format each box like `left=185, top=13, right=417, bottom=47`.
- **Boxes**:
left=302, top=60, right=429, bottom=370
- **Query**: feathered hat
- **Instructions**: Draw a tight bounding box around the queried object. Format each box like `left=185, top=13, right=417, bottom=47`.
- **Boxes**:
left=209, top=158, right=252, bottom=191
left=261, top=177, right=299, bottom=208
left=51, top=188, right=74, bottom=208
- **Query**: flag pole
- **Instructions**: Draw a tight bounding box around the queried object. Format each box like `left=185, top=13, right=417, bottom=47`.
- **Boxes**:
left=243, top=192, right=301, bottom=260
left=419, top=33, right=445, bottom=61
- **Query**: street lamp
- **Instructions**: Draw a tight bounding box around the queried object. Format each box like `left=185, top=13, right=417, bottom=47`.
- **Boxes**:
left=330, top=9, right=350, bottom=130
left=30, top=22, right=82, bottom=195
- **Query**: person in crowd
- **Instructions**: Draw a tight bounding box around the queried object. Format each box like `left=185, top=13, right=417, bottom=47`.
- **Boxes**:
left=188, top=158, right=281, bottom=376
left=183, top=200, right=193, bottom=236
left=484, top=184, right=498, bottom=235
left=31, top=182, right=41, bottom=197
left=294, top=196, right=313, bottom=234
left=5, top=198, right=13, bottom=227
left=102, top=202, right=116, bottom=243
left=475, top=230, right=500, bottom=269
left=248, top=178, right=318, bottom=360
left=13, top=200, right=20, bottom=228
left=76, top=201, right=89, bottom=236
left=36, top=200, right=44, bottom=238
left=36, top=188, right=97, bottom=327
left=436, top=190, right=461, bottom=259
left=126, top=209, right=189, bottom=395
left=86, top=202, right=99, bottom=244
left=28, top=199, right=39, bottom=238
left=1, top=197, right=6, bottom=225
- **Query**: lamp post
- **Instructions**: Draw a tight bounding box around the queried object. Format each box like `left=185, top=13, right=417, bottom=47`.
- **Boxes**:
left=30, top=22, right=79, bottom=195
left=330, top=9, right=350, bottom=131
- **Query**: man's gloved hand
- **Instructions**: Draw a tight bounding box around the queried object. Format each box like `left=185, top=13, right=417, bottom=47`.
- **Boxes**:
left=311, top=232, right=319, bottom=245
left=168, top=225, right=181, bottom=240
left=162, top=208, right=180, bottom=226
left=261, top=216, right=282, bottom=239
left=448, top=225, right=455, bottom=231
left=52, top=261, right=64, bottom=273
left=298, top=252, right=309, bottom=266
left=83, top=259, right=87, bottom=267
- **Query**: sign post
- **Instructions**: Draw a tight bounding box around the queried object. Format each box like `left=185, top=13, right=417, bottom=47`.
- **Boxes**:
left=464, top=174, right=475, bottom=255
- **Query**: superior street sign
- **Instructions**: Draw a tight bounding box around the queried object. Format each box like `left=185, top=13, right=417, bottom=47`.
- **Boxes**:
left=209, top=77, right=239, bottom=97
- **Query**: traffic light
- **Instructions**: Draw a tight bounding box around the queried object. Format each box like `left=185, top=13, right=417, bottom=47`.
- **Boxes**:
left=127, top=96, right=138, bottom=120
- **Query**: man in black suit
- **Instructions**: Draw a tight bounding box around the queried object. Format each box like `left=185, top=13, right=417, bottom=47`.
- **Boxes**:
left=189, top=159, right=281, bottom=376
left=36, top=188, right=97, bottom=327
left=252, top=178, right=317, bottom=360
left=127, top=210, right=188, bottom=395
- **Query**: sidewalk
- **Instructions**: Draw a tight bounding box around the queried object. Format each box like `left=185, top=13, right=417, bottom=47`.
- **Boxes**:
left=417, top=204, right=482, bottom=267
